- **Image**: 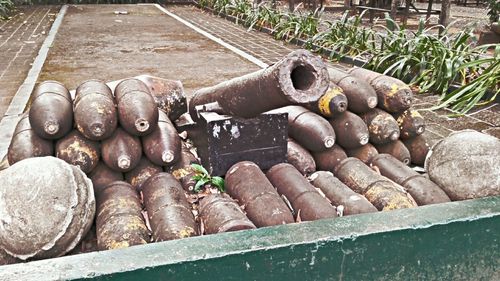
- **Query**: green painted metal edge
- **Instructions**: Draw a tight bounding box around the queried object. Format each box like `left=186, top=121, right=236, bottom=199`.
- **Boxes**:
left=1, top=196, right=498, bottom=281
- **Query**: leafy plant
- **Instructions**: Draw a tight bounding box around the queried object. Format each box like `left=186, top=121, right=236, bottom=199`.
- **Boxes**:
left=191, top=164, right=225, bottom=193
left=487, top=0, right=499, bottom=23
left=0, top=0, right=14, bottom=19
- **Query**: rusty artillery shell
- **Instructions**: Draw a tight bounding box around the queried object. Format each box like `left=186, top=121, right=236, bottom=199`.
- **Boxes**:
left=308, top=83, right=348, bottom=117
left=373, top=140, right=411, bottom=165
left=348, top=68, right=413, bottom=113
left=74, top=79, right=117, bottom=141
left=393, top=109, right=425, bottom=139
left=7, top=112, right=53, bottom=165
left=328, top=67, right=378, bottom=114
left=312, top=144, right=347, bottom=173
left=402, top=135, right=430, bottom=166
left=266, top=163, right=337, bottom=221
left=371, top=154, right=451, bottom=205
left=88, top=162, right=123, bottom=197
left=115, top=78, right=159, bottom=136
left=189, top=49, right=329, bottom=119
left=225, top=161, right=294, bottom=227
left=55, top=130, right=100, bottom=173
left=309, top=171, right=377, bottom=215
left=345, top=143, right=379, bottom=164
left=142, top=110, right=181, bottom=166
left=125, top=157, right=163, bottom=192
left=287, top=139, right=316, bottom=176
left=199, top=194, right=256, bottom=234
left=334, top=157, right=417, bottom=210
left=101, top=127, right=142, bottom=172
left=142, top=173, right=198, bottom=241
left=29, top=81, right=73, bottom=139
left=96, top=181, right=149, bottom=250
left=166, top=142, right=200, bottom=192
left=139, top=75, right=187, bottom=121
left=268, top=105, right=335, bottom=151
left=329, top=111, right=369, bottom=149
left=360, top=108, right=400, bottom=144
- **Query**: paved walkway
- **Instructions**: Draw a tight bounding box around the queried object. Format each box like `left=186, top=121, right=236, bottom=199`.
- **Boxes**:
left=0, top=6, right=58, bottom=118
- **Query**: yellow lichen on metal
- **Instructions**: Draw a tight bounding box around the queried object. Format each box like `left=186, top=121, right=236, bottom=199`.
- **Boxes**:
left=318, top=87, right=342, bottom=116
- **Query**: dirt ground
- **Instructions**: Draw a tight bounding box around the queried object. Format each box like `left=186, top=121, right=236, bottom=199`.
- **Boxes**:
left=37, top=4, right=260, bottom=95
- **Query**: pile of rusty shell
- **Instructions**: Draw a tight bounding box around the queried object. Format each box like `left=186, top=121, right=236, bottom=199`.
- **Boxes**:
left=312, top=144, right=347, bottom=172
left=74, top=80, right=117, bottom=141
left=142, top=110, right=181, bottom=166
left=360, top=108, right=400, bottom=144
left=402, top=135, right=430, bottom=166
left=287, top=139, right=316, bottom=176
left=373, top=140, right=411, bottom=165
left=189, top=49, right=329, bottom=119
left=96, top=181, right=149, bottom=250
left=393, top=109, right=425, bottom=139
left=327, top=67, right=377, bottom=114
left=308, top=83, right=348, bottom=118
left=225, top=161, right=294, bottom=227
left=334, top=157, right=417, bottom=211
left=309, top=171, right=377, bottom=215
left=29, top=81, right=73, bottom=139
left=268, top=105, right=335, bottom=152
left=345, top=143, right=379, bottom=164
left=139, top=76, right=187, bottom=121
left=199, top=194, right=256, bottom=234
left=125, top=157, right=163, bottom=192
left=266, top=163, right=337, bottom=221
left=55, top=130, right=100, bottom=173
left=115, top=78, right=159, bottom=136
left=142, top=173, right=198, bottom=241
left=329, top=111, right=369, bottom=149
left=88, top=162, right=123, bottom=198
left=167, top=142, right=200, bottom=192
left=7, top=112, right=53, bottom=165
left=371, top=154, right=451, bottom=205
left=348, top=68, right=412, bottom=113
left=101, top=127, right=142, bottom=172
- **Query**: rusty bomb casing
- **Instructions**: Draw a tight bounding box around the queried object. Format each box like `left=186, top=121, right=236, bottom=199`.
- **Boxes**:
left=55, top=130, right=100, bottom=173
left=360, top=108, right=400, bottom=144
left=312, top=144, right=347, bottom=173
left=101, top=127, right=142, bottom=172
left=373, top=140, right=411, bottom=165
left=334, top=157, right=417, bottom=211
left=74, top=80, right=118, bottom=141
left=166, top=141, right=201, bottom=192
left=345, top=143, right=379, bottom=164
left=348, top=68, right=413, bottom=113
left=125, top=157, right=163, bottom=192
left=189, top=49, right=329, bottom=119
left=287, top=139, right=316, bottom=176
left=142, top=110, right=181, bottom=167
left=402, top=135, right=431, bottom=166
left=393, top=109, right=426, bottom=139
left=327, top=67, right=378, bottom=114
left=307, top=83, right=348, bottom=118
left=96, top=181, right=149, bottom=250
left=139, top=75, right=187, bottom=121
left=329, top=111, right=369, bottom=149
left=88, top=162, right=124, bottom=197
left=29, top=81, right=73, bottom=139
left=371, top=154, right=451, bottom=205
left=199, top=194, right=256, bottom=234
left=266, top=163, right=337, bottom=221
left=268, top=105, right=335, bottom=152
left=225, top=161, right=294, bottom=227
left=309, top=171, right=377, bottom=215
left=115, top=78, right=159, bottom=136
left=7, top=112, right=53, bottom=165
left=142, top=173, right=198, bottom=242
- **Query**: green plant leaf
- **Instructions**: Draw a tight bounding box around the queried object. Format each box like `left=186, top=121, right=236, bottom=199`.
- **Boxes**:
left=210, top=176, right=225, bottom=192
left=194, top=178, right=209, bottom=193
left=191, top=163, right=209, bottom=175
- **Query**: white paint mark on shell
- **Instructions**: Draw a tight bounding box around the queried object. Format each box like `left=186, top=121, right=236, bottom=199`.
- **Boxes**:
left=212, top=124, right=220, bottom=138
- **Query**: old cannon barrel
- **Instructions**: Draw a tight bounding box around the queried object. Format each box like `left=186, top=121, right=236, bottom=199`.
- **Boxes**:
left=189, top=49, right=329, bottom=118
